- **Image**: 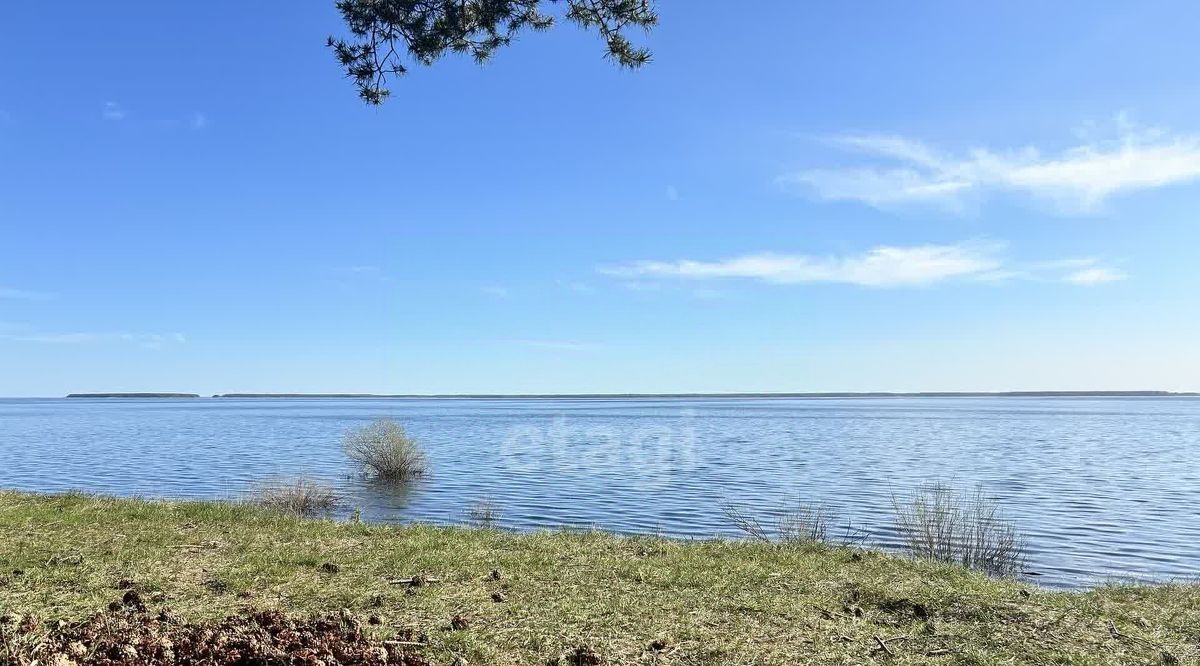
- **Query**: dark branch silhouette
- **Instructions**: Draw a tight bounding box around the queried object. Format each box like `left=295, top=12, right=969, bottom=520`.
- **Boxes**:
left=329, top=0, right=658, bottom=104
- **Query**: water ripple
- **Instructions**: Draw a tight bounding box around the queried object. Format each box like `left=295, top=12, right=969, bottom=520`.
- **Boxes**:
left=1, top=396, right=1198, bottom=589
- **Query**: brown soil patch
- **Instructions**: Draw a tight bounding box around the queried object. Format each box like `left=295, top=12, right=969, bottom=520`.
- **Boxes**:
left=1, top=606, right=429, bottom=665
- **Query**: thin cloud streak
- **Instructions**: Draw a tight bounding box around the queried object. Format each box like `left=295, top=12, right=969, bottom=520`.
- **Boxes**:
left=602, top=243, right=1001, bottom=288
left=102, top=101, right=125, bottom=121
left=511, top=339, right=603, bottom=351
left=0, top=287, right=55, bottom=301
left=0, top=331, right=186, bottom=348
left=330, top=265, right=395, bottom=284
left=783, top=117, right=1200, bottom=212
left=601, top=243, right=1125, bottom=288
left=1064, top=267, right=1127, bottom=286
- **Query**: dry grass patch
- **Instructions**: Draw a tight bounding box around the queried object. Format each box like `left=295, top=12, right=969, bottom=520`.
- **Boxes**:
left=249, top=476, right=341, bottom=517
left=0, top=491, right=1197, bottom=665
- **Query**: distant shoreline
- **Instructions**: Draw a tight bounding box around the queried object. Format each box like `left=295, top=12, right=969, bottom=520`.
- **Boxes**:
left=57, top=390, right=1200, bottom=399
left=65, top=393, right=202, bottom=399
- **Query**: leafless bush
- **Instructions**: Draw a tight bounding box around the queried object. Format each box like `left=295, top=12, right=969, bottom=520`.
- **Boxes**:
left=891, top=482, right=1026, bottom=578
left=724, top=500, right=830, bottom=546
left=466, top=498, right=501, bottom=528
left=250, top=477, right=340, bottom=517
left=343, top=418, right=427, bottom=481
left=778, top=503, right=829, bottom=545
left=724, top=502, right=772, bottom=542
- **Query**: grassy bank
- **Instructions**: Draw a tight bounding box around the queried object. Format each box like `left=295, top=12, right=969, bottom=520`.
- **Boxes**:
left=1, top=492, right=1196, bottom=664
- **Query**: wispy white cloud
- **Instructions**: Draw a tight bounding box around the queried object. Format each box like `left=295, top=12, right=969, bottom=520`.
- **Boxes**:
left=102, top=101, right=126, bottom=121
left=557, top=280, right=597, bottom=295
left=783, top=116, right=1200, bottom=212
left=511, top=339, right=602, bottom=351
left=601, top=243, right=1124, bottom=288
left=0, top=331, right=186, bottom=349
left=1063, top=266, right=1127, bottom=286
left=689, top=288, right=729, bottom=300
left=331, top=265, right=395, bottom=284
left=190, top=112, right=209, bottom=130
left=615, top=280, right=664, bottom=292
left=665, top=185, right=680, bottom=201
left=336, top=265, right=384, bottom=275
left=482, top=285, right=511, bottom=298
left=0, top=287, right=54, bottom=301
left=603, top=243, right=1001, bottom=288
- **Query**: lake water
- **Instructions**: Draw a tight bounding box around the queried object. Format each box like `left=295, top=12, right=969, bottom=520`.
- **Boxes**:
left=1, top=396, right=1197, bottom=589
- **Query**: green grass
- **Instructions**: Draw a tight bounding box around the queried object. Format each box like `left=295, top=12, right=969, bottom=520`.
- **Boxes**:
left=1, top=491, right=1197, bottom=665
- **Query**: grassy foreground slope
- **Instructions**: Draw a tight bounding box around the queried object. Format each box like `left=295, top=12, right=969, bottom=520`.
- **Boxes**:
left=0, top=492, right=1196, bottom=665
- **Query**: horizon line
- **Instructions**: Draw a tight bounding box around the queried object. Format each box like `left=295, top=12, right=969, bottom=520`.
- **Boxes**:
left=41, top=390, right=1200, bottom=400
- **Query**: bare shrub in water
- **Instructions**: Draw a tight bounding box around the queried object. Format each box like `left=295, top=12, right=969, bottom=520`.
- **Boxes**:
left=724, top=501, right=830, bottom=546
left=251, top=477, right=340, bottom=517
left=891, top=482, right=1026, bottom=578
left=466, top=497, right=501, bottom=528
left=343, top=418, right=427, bottom=481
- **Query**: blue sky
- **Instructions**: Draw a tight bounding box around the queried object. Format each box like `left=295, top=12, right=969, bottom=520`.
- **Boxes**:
left=2, top=1, right=1199, bottom=396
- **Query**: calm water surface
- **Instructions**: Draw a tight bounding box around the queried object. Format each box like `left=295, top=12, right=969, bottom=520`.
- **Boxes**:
left=1, top=396, right=1197, bottom=589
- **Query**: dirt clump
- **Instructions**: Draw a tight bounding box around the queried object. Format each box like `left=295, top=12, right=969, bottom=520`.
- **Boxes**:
left=3, top=605, right=430, bottom=665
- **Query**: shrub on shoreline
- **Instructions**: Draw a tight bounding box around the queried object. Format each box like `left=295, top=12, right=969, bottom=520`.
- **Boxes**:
left=250, top=477, right=340, bottom=517
left=466, top=497, right=501, bottom=528
left=891, top=482, right=1026, bottom=578
left=343, top=418, right=427, bottom=481
left=724, top=500, right=831, bottom=547
left=724, top=484, right=1024, bottom=579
